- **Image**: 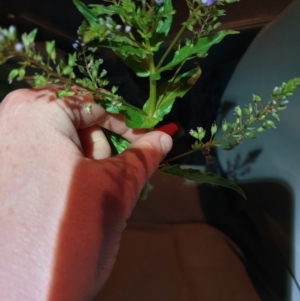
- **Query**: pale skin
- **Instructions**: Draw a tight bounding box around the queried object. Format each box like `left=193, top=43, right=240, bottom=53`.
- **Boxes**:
left=0, top=88, right=172, bottom=301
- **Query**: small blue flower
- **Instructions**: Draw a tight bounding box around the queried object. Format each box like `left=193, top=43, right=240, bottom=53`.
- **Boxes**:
left=155, top=0, right=163, bottom=5
left=9, top=25, right=16, bottom=35
left=125, top=25, right=131, bottom=33
left=201, top=0, right=217, bottom=6
left=14, top=43, right=23, bottom=52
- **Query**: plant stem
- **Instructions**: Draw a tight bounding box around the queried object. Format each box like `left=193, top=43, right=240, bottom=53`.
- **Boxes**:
left=162, top=149, right=198, bottom=164
left=145, top=3, right=202, bottom=116
left=144, top=38, right=157, bottom=117
left=156, top=3, right=202, bottom=70
left=18, top=53, right=70, bottom=86
left=148, top=76, right=157, bottom=117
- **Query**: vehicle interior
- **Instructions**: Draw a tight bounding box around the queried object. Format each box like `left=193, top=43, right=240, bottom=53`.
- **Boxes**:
left=0, top=0, right=299, bottom=300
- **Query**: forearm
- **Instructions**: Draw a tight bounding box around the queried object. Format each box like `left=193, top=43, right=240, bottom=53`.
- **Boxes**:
left=0, top=144, right=75, bottom=301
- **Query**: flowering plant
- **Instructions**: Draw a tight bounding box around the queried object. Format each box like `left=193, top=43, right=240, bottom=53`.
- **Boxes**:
left=0, top=0, right=299, bottom=199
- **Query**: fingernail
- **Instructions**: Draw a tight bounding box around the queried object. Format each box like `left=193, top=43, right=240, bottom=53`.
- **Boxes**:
left=160, top=134, right=172, bottom=155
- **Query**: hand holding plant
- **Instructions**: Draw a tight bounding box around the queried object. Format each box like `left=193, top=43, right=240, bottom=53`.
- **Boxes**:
left=0, top=0, right=299, bottom=198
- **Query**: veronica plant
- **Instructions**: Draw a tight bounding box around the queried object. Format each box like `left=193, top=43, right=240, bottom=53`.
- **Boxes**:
left=0, top=0, right=299, bottom=199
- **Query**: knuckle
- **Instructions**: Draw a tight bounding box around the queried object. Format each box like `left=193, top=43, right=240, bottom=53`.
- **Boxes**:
left=3, top=89, right=31, bottom=104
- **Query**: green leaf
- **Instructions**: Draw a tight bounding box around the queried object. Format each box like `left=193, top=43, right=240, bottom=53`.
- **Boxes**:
left=139, top=181, right=150, bottom=201
left=101, top=128, right=130, bottom=155
left=45, top=41, right=56, bottom=60
left=272, top=113, right=280, bottom=121
left=18, top=69, right=25, bottom=80
left=143, top=66, right=201, bottom=119
left=159, top=164, right=246, bottom=199
left=8, top=69, right=19, bottom=82
left=114, top=47, right=149, bottom=77
left=22, top=29, right=37, bottom=48
left=95, top=94, right=159, bottom=129
left=33, top=74, right=48, bottom=87
left=73, top=0, right=98, bottom=25
left=119, top=104, right=159, bottom=129
left=101, top=127, right=149, bottom=200
left=56, top=90, right=75, bottom=98
left=62, top=66, right=73, bottom=75
left=157, top=30, right=237, bottom=74
left=253, top=94, right=261, bottom=102
left=264, top=120, right=276, bottom=129
left=242, top=132, right=256, bottom=139
left=68, top=53, right=77, bottom=67
left=149, top=0, right=174, bottom=51
left=89, top=4, right=125, bottom=16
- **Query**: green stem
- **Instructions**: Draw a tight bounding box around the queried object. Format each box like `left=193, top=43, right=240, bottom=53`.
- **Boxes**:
left=211, top=106, right=273, bottom=148
left=148, top=77, right=157, bottom=117
left=144, top=39, right=157, bottom=117
left=162, top=149, right=198, bottom=164
left=156, top=3, right=202, bottom=70
left=18, top=53, right=70, bottom=85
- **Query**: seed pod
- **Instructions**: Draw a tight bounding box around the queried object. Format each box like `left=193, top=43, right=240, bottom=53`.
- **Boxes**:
left=222, top=119, right=227, bottom=132
left=211, top=122, right=218, bottom=136
left=234, top=106, right=242, bottom=117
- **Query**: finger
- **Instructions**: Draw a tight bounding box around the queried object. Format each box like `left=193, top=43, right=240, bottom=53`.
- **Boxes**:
left=53, top=90, right=146, bottom=142
left=78, top=125, right=111, bottom=160
left=106, top=131, right=172, bottom=204
left=2, top=88, right=147, bottom=143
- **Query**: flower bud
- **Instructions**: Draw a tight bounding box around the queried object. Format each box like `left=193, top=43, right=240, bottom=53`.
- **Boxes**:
left=253, top=94, right=261, bottom=103
left=189, top=129, right=198, bottom=139
left=222, top=120, right=228, bottom=132
left=197, top=127, right=206, bottom=141
left=234, top=106, right=242, bottom=117
left=248, top=103, right=253, bottom=114
left=210, top=122, right=218, bottom=136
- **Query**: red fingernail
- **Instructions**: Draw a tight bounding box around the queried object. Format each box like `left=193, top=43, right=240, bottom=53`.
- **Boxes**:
left=155, top=122, right=179, bottom=136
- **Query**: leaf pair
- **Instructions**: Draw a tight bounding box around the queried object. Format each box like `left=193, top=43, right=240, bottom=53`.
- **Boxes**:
left=143, top=65, right=202, bottom=121
left=155, top=30, right=238, bottom=77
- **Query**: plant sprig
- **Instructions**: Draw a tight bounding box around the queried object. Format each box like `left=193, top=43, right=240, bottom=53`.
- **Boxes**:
left=0, top=0, right=299, bottom=199
left=185, top=78, right=300, bottom=163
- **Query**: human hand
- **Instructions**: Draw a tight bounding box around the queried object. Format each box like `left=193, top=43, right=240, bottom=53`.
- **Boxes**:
left=0, top=88, right=172, bottom=301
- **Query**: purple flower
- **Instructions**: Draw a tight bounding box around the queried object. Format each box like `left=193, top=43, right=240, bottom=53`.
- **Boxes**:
left=201, top=0, right=217, bottom=6
left=8, top=25, right=16, bottom=35
left=155, top=0, right=163, bottom=5
left=14, top=43, right=23, bottom=52
left=125, top=25, right=131, bottom=33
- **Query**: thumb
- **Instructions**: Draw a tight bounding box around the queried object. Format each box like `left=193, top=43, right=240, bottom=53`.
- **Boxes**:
left=102, top=131, right=172, bottom=205
left=125, top=130, right=172, bottom=178
left=74, top=131, right=172, bottom=217
left=130, top=130, right=173, bottom=154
